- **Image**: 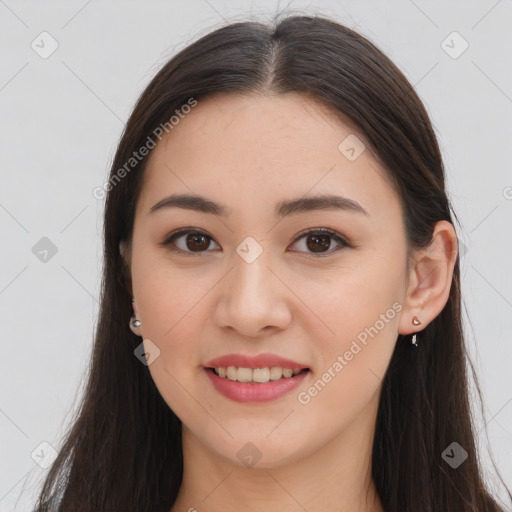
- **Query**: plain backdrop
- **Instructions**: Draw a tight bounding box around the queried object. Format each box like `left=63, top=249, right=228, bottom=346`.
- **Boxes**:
left=0, top=1, right=511, bottom=510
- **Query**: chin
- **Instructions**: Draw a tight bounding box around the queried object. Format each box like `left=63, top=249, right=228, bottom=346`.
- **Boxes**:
left=205, top=433, right=312, bottom=470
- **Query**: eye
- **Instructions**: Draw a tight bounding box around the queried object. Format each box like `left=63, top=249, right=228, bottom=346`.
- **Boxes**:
left=160, top=228, right=220, bottom=256
left=288, top=228, right=350, bottom=257
left=160, top=227, right=350, bottom=257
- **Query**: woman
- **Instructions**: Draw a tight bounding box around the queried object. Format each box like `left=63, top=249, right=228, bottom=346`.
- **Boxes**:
left=33, top=14, right=511, bottom=512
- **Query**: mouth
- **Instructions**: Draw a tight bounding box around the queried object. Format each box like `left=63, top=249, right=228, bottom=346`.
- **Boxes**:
left=204, top=366, right=311, bottom=384
left=203, top=365, right=311, bottom=403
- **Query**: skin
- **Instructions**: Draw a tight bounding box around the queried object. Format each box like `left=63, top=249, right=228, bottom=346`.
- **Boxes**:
left=121, top=92, right=458, bottom=512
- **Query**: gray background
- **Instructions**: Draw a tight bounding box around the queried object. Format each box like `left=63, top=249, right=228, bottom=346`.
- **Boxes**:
left=1, top=1, right=511, bottom=510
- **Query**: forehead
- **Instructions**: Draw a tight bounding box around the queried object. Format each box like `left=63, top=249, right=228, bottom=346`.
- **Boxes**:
left=138, top=92, right=401, bottom=223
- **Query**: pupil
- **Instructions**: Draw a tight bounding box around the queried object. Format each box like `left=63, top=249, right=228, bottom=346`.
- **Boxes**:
left=307, top=234, right=330, bottom=252
left=187, top=233, right=209, bottom=251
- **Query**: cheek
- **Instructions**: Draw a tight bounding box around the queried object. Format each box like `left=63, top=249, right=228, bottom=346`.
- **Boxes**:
left=305, top=263, right=403, bottom=405
left=318, top=322, right=397, bottom=406
left=293, top=311, right=398, bottom=448
left=136, top=285, right=203, bottom=378
left=132, top=254, right=209, bottom=342
left=309, top=266, right=402, bottom=349
left=132, top=274, right=210, bottom=417
left=139, top=304, right=203, bottom=426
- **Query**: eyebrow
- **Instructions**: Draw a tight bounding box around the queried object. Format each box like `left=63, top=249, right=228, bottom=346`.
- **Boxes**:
left=148, top=193, right=369, bottom=218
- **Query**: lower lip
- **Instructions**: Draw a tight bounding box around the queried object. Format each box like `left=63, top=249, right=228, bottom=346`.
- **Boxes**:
left=204, top=368, right=310, bottom=403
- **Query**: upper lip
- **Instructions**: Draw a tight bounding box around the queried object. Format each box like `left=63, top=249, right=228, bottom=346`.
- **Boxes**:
left=204, top=353, right=310, bottom=371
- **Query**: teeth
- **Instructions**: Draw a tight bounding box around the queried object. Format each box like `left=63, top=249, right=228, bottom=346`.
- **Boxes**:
left=213, top=366, right=306, bottom=383
left=237, top=367, right=252, bottom=383
left=270, top=367, right=283, bottom=380
left=282, top=368, right=293, bottom=378
left=253, top=368, right=270, bottom=383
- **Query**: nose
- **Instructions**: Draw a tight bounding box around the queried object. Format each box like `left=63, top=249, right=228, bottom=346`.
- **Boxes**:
left=213, top=251, right=292, bottom=338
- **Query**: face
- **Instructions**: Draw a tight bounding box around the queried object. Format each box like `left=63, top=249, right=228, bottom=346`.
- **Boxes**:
left=127, top=92, right=409, bottom=468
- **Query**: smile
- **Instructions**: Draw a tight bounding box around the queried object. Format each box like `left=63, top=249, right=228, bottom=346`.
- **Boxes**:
left=204, top=367, right=310, bottom=403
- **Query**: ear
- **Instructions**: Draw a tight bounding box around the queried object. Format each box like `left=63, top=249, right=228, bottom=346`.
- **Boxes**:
left=398, top=220, right=459, bottom=335
left=119, top=239, right=132, bottom=265
left=119, top=239, right=127, bottom=260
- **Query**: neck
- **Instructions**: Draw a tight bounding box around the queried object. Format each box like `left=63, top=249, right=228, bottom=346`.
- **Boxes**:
left=171, top=394, right=384, bottom=512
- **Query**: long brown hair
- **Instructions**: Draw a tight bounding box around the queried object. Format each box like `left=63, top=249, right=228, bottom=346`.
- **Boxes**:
left=32, top=13, right=511, bottom=512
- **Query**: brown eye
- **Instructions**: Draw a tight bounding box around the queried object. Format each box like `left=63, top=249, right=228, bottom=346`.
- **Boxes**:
left=183, top=233, right=210, bottom=251
left=289, top=228, right=349, bottom=256
left=161, top=229, right=220, bottom=256
left=306, top=233, right=331, bottom=252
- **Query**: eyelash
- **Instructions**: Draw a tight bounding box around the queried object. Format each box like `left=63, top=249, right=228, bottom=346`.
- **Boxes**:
left=160, top=227, right=351, bottom=258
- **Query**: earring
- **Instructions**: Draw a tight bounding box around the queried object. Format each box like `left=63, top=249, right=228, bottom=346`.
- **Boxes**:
left=130, top=315, right=141, bottom=329
left=129, top=298, right=141, bottom=334
left=411, top=315, right=421, bottom=347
